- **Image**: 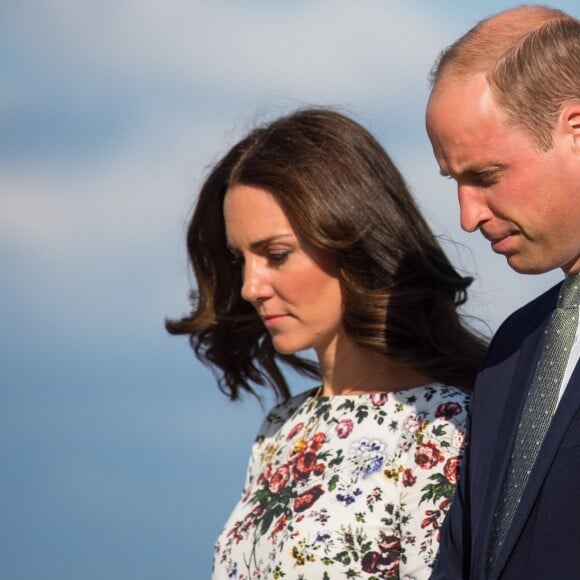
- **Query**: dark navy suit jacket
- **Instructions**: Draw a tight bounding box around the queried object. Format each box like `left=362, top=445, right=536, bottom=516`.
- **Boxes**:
left=431, top=281, right=580, bottom=579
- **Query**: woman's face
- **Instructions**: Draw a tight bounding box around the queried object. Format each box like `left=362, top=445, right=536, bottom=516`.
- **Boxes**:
left=223, top=184, right=344, bottom=358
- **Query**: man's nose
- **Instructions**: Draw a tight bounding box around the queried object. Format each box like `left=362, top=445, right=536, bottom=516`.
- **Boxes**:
left=458, top=185, right=491, bottom=233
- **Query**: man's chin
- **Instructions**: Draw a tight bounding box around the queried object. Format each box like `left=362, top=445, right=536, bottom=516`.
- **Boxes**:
left=505, top=255, right=556, bottom=276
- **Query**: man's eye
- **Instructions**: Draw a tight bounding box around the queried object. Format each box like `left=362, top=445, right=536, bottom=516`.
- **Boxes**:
left=475, top=171, right=499, bottom=185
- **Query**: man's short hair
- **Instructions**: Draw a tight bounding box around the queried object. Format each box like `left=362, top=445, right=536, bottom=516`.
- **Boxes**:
left=430, top=6, right=580, bottom=150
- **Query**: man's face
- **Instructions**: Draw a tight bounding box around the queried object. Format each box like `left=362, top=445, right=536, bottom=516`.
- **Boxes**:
left=426, top=73, right=580, bottom=275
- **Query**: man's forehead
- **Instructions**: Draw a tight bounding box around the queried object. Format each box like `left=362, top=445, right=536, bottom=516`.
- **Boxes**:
left=427, top=76, right=514, bottom=142
left=429, top=73, right=493, bottom=109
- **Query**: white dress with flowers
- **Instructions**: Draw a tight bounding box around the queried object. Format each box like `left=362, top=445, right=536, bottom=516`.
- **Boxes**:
left=212, top=384, right=469, bottom=580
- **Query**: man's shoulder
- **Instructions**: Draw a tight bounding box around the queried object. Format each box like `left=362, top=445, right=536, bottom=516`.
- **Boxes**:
left=486, top=281, right=561, bottom=356
left=472, top=281, right=562, bottom=405
left=497, top=281, right=560, bottom=332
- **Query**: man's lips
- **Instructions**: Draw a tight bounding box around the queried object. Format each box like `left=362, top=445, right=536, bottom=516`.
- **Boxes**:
left=485, top=231, right=517, bottom=253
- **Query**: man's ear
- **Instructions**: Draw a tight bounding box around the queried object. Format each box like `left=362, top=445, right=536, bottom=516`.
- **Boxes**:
left=560, top=102, right=580, bottom=154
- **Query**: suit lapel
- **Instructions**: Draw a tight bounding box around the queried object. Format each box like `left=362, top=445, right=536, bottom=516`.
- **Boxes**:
left=474, top=316, right=547, bottom=579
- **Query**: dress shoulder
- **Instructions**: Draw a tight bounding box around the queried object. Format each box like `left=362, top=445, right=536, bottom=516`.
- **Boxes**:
left=389, top=383, right=470, bottom=418
left=256, top=389, right=317, bottom=439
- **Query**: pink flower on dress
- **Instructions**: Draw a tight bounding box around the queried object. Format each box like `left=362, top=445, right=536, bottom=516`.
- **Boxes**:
left=258, top=463, right=273, bottom=486
left=361, top=551, right=382, bottom=573
left=415, top=440, right=445, bottom=470
left=293, top=484, right=324, bottom=513
left=269, top=514, right=288, bottom=540
left=453, top=427, right=466, bottom=449
left=227, top=521, right=244, bottom=543
left=443, top=456, right=462, bottom=485
left=402, top=468, right=417, bottom=487
left=435, top=401, right=463, bottom=420
left=286, top=422, right=304, bottom=440
left=309, top=432, right=326, bottom=452
left=369, top=392, right=389, bottom=407
left=361, top=550, right=400, bottom=576
left=336, top=418, right=354, bottom=439
left=292, top=451, right=325, bottom=481
left=381, top=552, right=400, bottom=576
left=404, top=413, right=425, bottom=433
left=378, top=534, right=400, bottom=553
left=268, top=464, right=290, bottom=493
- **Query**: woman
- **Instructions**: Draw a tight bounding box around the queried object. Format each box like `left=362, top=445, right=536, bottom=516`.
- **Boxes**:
left=167, top=108, right=486, bottom=579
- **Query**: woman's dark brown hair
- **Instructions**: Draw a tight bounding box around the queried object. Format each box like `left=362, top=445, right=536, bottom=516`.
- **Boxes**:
left=167, top=108, right=487, bottom=401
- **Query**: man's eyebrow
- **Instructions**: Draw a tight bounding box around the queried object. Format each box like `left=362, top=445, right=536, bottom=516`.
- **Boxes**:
left=440, top=163, right=507, bottom=180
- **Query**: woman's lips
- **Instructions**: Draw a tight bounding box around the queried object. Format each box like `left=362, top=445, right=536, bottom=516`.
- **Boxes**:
left=262, top=314, right=290, bottom=327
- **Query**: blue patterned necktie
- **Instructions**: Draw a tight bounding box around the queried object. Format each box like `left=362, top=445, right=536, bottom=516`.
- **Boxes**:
left=486, top=275, right=580, bottom=575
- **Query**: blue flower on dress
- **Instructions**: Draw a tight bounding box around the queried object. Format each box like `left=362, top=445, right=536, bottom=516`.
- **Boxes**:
left=351, top=438, right=386, bottom=478
left=353, top=439, right=384, bottom=455
left=337, top=492, right=356, bottom=506
left=337, top=487, right=362, bottom=506
left=362, top=454, right=385, bottom=477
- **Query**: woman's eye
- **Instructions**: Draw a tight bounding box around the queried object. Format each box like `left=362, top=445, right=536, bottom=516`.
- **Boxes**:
left=268, top=251, right=290, bottom=264
left=228, top=252, right=243, bottom=266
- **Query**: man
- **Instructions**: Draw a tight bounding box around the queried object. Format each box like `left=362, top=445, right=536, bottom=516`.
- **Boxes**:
left=425, top=5, right=580, bottom=580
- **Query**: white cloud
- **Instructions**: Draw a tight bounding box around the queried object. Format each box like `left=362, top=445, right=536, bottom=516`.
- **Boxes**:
left=5, top=0, right=451, bottom=106
left=0, top=0, right=568, bottom=335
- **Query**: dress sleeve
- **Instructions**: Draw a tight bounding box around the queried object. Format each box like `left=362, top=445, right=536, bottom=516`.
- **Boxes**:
left=429, top=416, right=472, bottom=580
left=397, top=388, right=470, bottom=580
left=239, top=396, right=302, bottom=498
left=238, top=408, right=276, bottom=499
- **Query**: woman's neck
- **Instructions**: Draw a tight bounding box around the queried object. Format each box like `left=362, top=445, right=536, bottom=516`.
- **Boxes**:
left=316, top=342, right=434, bottom=397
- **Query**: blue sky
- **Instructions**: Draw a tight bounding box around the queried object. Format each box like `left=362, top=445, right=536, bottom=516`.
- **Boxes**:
left=2, top=1, right=575, bottom=578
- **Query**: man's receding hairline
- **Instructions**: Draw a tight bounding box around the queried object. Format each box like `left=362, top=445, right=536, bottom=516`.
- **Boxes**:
left=430, top=5, right=571, bottom=91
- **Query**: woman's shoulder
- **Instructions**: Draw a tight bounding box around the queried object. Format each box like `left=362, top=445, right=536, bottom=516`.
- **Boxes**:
left=259, top=388, right=317, bottom=431
left=391, top=383, right=470, bottom=420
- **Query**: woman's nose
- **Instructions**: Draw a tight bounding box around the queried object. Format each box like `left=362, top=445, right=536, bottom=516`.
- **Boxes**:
left=240, top=259, right=273, bottom=303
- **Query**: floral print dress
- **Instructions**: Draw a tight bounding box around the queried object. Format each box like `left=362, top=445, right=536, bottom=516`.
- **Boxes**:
left=212, top=384, right=469, bottom=580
